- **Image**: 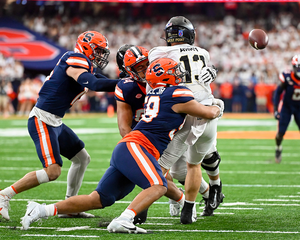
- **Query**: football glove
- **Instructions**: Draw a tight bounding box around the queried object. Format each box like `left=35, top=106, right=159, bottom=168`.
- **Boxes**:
left=274, top=110, right=280, bottom=120
left=198, top=66, right=218, bottom=85
left=212, top=98, right=224, bottom=118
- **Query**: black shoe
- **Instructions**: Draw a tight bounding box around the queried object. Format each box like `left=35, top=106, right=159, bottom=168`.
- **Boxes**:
left=180, top=202, right=196, bottom=224
left=208, top=182, right=225, bottom=211
left=133, top=208, right=148, bottom=225
left=200, top=197, right=214, bottom=216
left=275, top=149, right=282, bottom=163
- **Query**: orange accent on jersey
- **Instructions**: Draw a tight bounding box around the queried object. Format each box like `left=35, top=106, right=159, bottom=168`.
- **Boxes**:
left=291, top=72, right=300, bottom=85
left=172, top=89, right=194, bottom=98
left=66, top=57, right=89, bottom=69
left=119, top=130, right=160, bottom=160
left=115, top=85, right=125, bottom=101
left=11, top=186, right=18, bottom=194
left=137, top=82, right=146, bottom=95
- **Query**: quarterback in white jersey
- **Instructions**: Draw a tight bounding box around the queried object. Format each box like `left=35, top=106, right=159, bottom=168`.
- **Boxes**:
left=148, top=16, right=224, bottom=223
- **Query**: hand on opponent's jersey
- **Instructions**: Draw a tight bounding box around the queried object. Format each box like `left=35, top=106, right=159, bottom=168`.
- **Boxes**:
left=198, top=66, right=218, bottom=85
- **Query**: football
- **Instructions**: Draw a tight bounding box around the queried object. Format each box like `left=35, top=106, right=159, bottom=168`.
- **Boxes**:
left=248, top=29, right=269, bottom=50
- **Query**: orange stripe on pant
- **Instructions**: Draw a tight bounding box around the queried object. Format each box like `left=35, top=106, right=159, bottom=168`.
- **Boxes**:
left=34, top=117, right=55, bottom=167
left=126, top=142, right=163, bottom=186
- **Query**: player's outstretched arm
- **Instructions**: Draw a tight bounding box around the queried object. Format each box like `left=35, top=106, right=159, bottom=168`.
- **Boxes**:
left=172, top=100, right=220, bottom=119
left=66, top=66, right=119, bottom=92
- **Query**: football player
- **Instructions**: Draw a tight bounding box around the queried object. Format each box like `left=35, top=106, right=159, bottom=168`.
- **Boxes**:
left=20, top=58, right=222, bottom=233
left=149, top=16, right=225, bottom=224
left=0, top=31, right=120, bottom=221
left=115, top=45, right=148, bottom=137
left=114, top=44, right=149, bottom=224
left=273, top=55, right=300, bottom=163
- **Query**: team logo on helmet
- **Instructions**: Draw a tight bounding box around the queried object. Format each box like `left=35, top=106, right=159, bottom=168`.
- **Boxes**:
left=178, top=30, right=183, bottom=37
left=166, top=22, right=173, bottom=28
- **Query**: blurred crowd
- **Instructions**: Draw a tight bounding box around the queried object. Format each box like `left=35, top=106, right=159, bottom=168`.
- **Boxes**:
left=1, top=2, right=300, bottom=117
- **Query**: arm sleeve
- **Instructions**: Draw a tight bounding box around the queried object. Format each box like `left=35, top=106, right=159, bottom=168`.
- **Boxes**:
left=77, top=72, right=120, bottom=92
left=273, top=84, right=284, bottom=111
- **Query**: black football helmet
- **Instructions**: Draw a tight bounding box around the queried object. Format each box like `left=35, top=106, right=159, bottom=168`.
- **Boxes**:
left=164, top=16, right=195, bottom=46
left=116, top=44, right=134, bottom=74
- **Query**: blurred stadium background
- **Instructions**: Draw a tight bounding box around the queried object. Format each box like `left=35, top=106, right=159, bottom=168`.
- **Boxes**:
left=1, top=0, right=300, bottom=117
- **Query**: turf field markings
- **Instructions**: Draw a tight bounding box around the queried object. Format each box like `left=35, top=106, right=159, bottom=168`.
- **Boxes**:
left=57, top=226, right=92, bottom=231
left=3, top=179, right=300, bottom=188
left=278, top=195, right=300, bottom=198
left=219, top=152, right=300, bottom=157
left=5, top=166, right=300, bottom=175
left=217, top=207, right=263, bottom=210
left=253, top=199, right=300, bottom=202
left=22, top=234, right=99, bottom=238
left=7, top=198, right=300, bottom=207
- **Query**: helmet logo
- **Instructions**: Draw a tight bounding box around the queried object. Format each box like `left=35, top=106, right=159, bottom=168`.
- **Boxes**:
left=83, top=32, right=94, bottom=42
left=166, top=22, right=172, bottom=28
left=153, top=63, right=164, bottom=77
left=178, top=30, right=183, bottom=37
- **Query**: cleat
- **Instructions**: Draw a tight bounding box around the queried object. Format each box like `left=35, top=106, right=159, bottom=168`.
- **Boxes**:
left=208, top=182, right=225, bottom=211
left=169, top=188, right=184, bottom=217
left=0, top=194, right=10, bottom=221
left=275, top=149, right=282, bottom=163
left=20, top=201, right=47, bottom=230
left=169, top=199, right=180, bottom=217
left=57, top=212, right=95, bottom=218
left=133, top=208, right=148, bottom=225
left=107, top=216, right=147, bottom=234
left=180, top=202, right=197, bottom=224
left=200, top=197, right=214, bottom=216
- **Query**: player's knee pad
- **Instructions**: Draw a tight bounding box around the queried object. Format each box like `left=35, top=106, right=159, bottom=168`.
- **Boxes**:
left=201, top=151, right=221, bottom=172
left=71, top=148, right=91, bottom=167
left=36, top=169, right=50, bottom=184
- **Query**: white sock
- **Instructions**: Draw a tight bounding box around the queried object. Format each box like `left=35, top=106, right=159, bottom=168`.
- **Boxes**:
left=276, top=145, right=282, bottom=151
left=66, top=149, right=90, bottom=198
left=210, top=179, right=221, bottom=186
left=199, top=178, right=209, bottom=198
left=120, top=208, right=136, bottom=220
left=185, top=200, right=195, bottom=204
left=0, top=186, right=18, bottom=199
left=44, top=204, right=58, bottom=216
left=177, top=192, right=185, bottom=207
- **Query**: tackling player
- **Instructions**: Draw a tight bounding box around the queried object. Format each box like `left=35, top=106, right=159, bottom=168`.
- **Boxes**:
left=273, top=55, right=300, bottom=163
left=149, top=16, right=225, bottom=224
left=20, top=58, right=222, bottom=234
left=0, top=31, right=119, bottom=221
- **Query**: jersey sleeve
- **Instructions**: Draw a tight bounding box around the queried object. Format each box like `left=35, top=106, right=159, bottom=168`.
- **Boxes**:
left=115, top=81, right=125, bottom=102
left=171, top=86, right=194, bottom=103
left=65, top=52, right=92, bottom=71
left=279, top=72, right=285, bottom=83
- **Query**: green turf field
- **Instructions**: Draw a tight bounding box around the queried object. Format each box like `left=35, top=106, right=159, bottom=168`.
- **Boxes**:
left=0, top=114, right=299, bottom=239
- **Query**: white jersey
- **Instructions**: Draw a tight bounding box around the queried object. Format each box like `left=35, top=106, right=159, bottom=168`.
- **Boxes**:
left=149, top=44, right=213, bottom=105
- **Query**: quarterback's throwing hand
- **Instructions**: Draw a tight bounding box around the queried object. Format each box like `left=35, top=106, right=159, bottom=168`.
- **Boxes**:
left=198, top=66, right=217, bottom=85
